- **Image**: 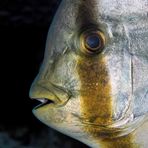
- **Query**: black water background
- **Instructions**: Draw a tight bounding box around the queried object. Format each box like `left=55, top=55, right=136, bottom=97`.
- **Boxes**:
left=0, top=0, right=88, bottom=147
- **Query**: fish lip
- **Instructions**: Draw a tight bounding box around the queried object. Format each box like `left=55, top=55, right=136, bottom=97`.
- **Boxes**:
left=30, top=98, right=52, bottom=110
left=29, top=81, right=72, bottom=109
left=32, top=97, right=69, bottom=110
left=32, top=98, right=55, bottom=109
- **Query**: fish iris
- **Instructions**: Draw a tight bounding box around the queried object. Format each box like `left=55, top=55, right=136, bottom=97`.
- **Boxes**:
left=85, top=34, right=101, bottom=49
left=80, top=29, right=105, bottom=55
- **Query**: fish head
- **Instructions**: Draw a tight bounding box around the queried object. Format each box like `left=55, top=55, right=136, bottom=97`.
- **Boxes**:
left=29, top=0, right=148, bottom=145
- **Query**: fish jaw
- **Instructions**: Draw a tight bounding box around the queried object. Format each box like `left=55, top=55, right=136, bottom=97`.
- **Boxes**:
left=31, top=96, right=90, bottom=143
left=32, top=95, right=148, bottom=148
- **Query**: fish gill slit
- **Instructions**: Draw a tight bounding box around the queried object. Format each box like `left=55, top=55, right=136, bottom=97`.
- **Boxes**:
left=131, top=56, right=134, bottom=96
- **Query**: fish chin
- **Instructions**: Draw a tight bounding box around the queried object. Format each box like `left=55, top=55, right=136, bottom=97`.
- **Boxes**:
left=32, top=104, right=89, bottom=140
left=32, top=102, right=146, bottom=139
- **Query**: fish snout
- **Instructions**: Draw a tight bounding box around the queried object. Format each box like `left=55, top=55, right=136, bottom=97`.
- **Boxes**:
left=29, top=80, right=71, bottom=107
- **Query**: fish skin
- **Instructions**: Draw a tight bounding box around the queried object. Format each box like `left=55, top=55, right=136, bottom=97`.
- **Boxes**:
left=29, top=0, right=148, bottom=147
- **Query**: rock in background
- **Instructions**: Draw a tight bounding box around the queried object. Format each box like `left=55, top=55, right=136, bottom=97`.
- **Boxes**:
left=0, top=0, right=88, bottom=147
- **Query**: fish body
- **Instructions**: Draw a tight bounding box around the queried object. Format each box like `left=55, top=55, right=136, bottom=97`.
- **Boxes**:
left=29, top=0, right=148, bottom=147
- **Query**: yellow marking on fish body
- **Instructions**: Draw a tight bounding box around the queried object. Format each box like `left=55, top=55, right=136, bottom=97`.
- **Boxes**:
left=77, top=54, right=138, bottom=147
left=78, top=55, right=112, bottom=125
left=101, top=134, right=139, bottom=148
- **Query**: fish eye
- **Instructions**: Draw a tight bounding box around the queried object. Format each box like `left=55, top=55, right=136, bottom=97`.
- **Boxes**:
left=80, top=30, right=105, bottom=55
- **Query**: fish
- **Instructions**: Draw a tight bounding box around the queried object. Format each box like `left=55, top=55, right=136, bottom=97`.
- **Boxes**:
left=29, top=0, right=148, bottom=147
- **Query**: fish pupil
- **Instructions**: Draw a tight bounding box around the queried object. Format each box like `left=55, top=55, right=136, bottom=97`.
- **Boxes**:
left=86, top=34, right=100, bottom=49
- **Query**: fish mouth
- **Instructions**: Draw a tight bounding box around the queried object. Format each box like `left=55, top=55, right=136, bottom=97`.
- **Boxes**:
left=29, top=82, right=72, bottom=109
left=33, top=98, right=55, bottom=109
left=32, top=97, right=69, bottom=110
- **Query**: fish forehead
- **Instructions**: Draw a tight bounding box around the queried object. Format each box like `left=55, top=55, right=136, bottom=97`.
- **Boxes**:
left=59, top=0, right=148, bottom=24
left=44, top=0, right=147, bottom=44
left=96, top=0, right=148, bottom=14
left=44, top=0, right=147, bottom=56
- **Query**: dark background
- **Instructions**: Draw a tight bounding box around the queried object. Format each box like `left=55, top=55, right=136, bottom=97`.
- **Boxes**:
left=0, top=0, right=88, bottom=147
